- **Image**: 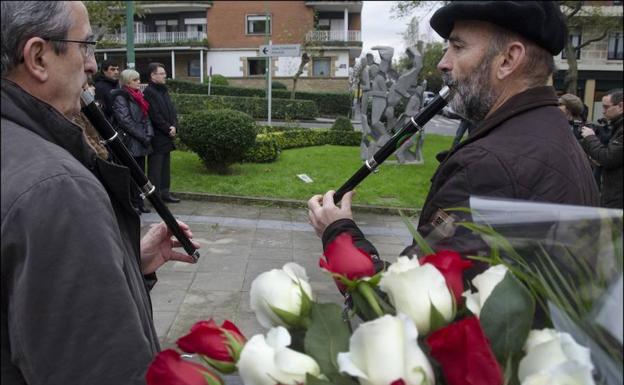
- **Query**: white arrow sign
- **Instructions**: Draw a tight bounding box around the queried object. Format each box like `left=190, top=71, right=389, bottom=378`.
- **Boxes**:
left=258, top=44, right=301, bottom=57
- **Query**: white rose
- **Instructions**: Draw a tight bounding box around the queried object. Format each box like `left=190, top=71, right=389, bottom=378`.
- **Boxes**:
left=518, top=329, right=595, bottom=385
left=250, top=262, right=314, bottom=328
left=338, top=314, right=435, bottom=385
left=462, top=264, right=508, bottom=317
left=237, top=326, right=321, bottom=385
left=379, top=256, right=454, bottom=334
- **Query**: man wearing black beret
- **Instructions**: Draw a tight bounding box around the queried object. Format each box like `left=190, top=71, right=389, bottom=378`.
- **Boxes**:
left=307, top=2, right=600, bottom=273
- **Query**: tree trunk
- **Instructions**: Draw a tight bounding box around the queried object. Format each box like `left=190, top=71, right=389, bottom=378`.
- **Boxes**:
left=291, top=53, right=310, bottom=100
left=564, top=42, right=579, bottom=95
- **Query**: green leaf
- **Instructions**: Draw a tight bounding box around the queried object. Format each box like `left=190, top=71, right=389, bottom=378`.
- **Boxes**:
left=400, top=209, right=435, bottom=255
left=304, top=303, right=351, bottom=376
left=269, top=305, right=303, bottom=329
left=428, top=300, right=450, bottom=334
left=479, top=271, right=535, bottom=367
left=305, top=373, right=334, bottom=385
left=326, top=373, right=360, bottom=385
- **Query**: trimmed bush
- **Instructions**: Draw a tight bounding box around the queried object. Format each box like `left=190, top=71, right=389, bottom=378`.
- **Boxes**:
left=205, top=74, right=229, bottom=86
left=271, top=81, right=287, bottom=89
left=242, top=135, right=280, bottom=163
left=266, top=129, right=360, bottom=150
left=172, top=94, right=317, bottom=120
left=167, top=79, right=351, bottom=117
left=331, top=116, right=354, bottom=131
left=179, top=109, right=257, bottom=174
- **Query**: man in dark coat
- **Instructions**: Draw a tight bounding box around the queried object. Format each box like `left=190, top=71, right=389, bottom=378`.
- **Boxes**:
left=581, top=89, right=623, bottom=209
left=308, top=2, right=600, bottom=271
left=94, top=59, right=119, bottom=120
left=1, top=2, right=198, bottom=384
left=143, top=62, right=181, bottom=203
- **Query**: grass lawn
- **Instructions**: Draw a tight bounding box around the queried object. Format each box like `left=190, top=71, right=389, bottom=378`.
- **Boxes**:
left=171, top=134, right=453, bottom=209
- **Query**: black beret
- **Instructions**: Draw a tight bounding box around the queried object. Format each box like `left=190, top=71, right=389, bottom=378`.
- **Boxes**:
left=430, top=1, right=567, bottom=55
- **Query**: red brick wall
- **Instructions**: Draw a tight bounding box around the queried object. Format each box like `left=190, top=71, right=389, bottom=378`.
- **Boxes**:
left=207, top=1, right=315, bottom=48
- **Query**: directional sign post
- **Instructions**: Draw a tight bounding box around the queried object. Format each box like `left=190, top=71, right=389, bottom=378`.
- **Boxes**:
left=258, top=44, right=301, bottom=125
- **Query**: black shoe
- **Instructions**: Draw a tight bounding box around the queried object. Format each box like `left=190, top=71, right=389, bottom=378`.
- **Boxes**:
left=162, top=196, right=181, bottom=203
left=139, top=206, right=152, bottom=213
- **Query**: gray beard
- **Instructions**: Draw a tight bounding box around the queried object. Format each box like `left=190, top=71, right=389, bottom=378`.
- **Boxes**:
left=442, top=55, right=500, bottom=125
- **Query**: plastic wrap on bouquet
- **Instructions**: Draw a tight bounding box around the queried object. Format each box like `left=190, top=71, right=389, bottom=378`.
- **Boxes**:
left=425, top=196, right=623, bottom=385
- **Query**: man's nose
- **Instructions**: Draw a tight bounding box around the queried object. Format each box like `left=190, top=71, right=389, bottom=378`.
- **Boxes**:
left=85, top=56, right=97, bottom=75
left=437, top=52, right=452, bottom=73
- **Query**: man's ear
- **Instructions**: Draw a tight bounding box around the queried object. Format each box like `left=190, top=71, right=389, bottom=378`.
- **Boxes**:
left=21, top=37, right=50, bottom=82
left=495, top=41, right=526, bottom=81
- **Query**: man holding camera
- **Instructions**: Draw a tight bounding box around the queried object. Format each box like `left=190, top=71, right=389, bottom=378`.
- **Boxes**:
left=580, top=89, right=623, bottom=209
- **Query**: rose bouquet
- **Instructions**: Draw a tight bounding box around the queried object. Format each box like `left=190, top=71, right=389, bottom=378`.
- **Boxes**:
left=146, top=197, right=622, bottom=385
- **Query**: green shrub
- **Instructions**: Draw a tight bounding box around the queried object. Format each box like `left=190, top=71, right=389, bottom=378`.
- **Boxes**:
left=242, top=135, right=280, bottom=163
left=265, top=129, right=360, bottom=150
left=167, top=79, right=351, bottom=117
left=172, top=94, right=318, bottom=120
left=271, top=81, right=287, bottom=89
left=204, top=74, right=229, bottom=86
left=331, top=116, right=354, bottom=131
left=179, top=109, right=257, bottom=174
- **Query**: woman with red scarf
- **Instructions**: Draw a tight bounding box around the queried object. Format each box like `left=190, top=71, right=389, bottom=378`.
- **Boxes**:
left=112, top=69, right=154, bottom=214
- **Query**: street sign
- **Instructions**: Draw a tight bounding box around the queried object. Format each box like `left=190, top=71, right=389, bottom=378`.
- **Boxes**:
left=258, top=44, right=301, bottom=57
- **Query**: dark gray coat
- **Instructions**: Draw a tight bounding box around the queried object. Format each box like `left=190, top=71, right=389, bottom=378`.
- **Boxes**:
left=1, top=79, right=159, bottom=385
left=112, top=88, right=154, bottom=158
left=143, top=81, right=177, bottom=154
left=582, top=116, right=623, bottom=208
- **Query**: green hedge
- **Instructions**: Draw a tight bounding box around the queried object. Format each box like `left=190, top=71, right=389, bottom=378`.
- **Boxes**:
left=171, top=94, right=317, bottom=120
left=242, top=129, right=361, bottom=162
left=167, top=79, right=351, bottom=117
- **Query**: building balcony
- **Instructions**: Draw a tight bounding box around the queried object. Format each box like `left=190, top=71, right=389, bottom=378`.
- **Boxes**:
left=101, top=31, right=207, bottom=45
left=305, top=30, right=362, bottom=44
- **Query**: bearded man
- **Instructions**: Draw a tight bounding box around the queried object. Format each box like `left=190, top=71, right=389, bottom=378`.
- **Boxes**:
left=307, top=2, right=599, bottom=275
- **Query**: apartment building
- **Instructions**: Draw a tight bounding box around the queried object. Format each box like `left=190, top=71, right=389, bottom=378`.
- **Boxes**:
left=95, top=2, right=211, bottom=83
left=94, top=1, right=362, bottom=93
left=552, top=2, right=623, bottom=121
left=206, top=1, right=362, bottom=92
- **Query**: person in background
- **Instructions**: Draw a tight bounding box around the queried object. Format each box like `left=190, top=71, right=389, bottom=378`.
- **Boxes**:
left=559, top=93, right=585, bottom=126
left=1, top=2, right=199, bottom=384
left=111, top=69, right=154, bottom=214
left=143, top=62, right=181, bottom=203
left=580, top=89, right=623, bottom=209
left=451, top=118, right=473, bottom=148
left=71, top=77, right=110, bottom=160
left=94, top=58, right=119, bottom=121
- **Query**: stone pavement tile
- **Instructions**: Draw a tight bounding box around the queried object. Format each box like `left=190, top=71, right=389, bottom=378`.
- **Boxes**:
left=151, top=271, right=195, bottom=312
left=163, top=290, right=241, bottom=345
left=196, top=203, right=261, bottom=219
left=197, top=253, right=248, bottom=275
left=191, top=272, right=245, bottom=292
left=258, top=206, right=294, bottom=221
left=153, top=311, right=177, bottom=340
left=243, top=259, right=294, bottom=291
left=249, top=246, right=293, bottom=261
left=252, top=228, right=293, bottom=249
left=292, top=232, right=323, bottom=252
left=144, top=199, right=201, bottom=216
left=290, top=208, right=311, bottom=224
left=374, top=242, right=411, bottom=258
left=364, top=234, right=408, bottom=246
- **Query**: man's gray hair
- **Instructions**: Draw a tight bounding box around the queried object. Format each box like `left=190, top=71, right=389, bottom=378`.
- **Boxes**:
left=1, top=1, right=72, bottom=76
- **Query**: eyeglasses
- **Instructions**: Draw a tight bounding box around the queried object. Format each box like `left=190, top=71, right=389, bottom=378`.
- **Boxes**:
left=44, top=38, right=97, bottom=58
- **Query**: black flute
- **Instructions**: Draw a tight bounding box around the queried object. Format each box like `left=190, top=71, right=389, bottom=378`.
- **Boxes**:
left=333, top=86, right=453, bottom=204
left=80, top=90, right=200, bottom=261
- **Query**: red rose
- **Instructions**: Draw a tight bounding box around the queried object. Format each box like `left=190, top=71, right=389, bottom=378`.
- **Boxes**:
left=320, top=232, right=375, bottom=281
left=177, top=319, right=246, bottom=373
left=426, top=316, right=503, bottom=385
left=420, top=250, right=472, bottom=304
left=146, top=349, right=224, bottom=385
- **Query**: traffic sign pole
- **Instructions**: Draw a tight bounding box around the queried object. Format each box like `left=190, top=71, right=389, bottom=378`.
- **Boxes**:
left=268, top=40, right=272, bottom=126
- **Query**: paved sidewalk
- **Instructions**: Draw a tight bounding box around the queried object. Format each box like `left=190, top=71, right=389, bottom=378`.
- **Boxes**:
left=140, top=199, right=413, bottom=352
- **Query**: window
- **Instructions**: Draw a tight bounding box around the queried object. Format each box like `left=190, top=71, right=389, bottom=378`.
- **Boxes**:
left=313, top=58, right=331, bottom=77
left=155, top=20, right=178, bottom=33
left=247, top=15, right=271, bottom=35
left=608, top=32, right=623, bottom=60
left=317, top=19, right=330, bottom=31
left=188, top=59, right=201, bottom=77
left=248, top=58, right=267, bottom=76
left=562, top=32, right=581, bottom=59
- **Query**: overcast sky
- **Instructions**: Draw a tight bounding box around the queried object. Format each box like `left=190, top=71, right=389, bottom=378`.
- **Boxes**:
left=360, top=1, right=443, bottom=61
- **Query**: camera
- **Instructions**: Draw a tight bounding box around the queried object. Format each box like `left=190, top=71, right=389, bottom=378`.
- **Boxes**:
left=571, top=119, right=608, bottom=141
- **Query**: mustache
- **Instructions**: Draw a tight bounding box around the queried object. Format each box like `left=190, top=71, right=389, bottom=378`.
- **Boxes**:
left=441, top=72, right=457, bottom=88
